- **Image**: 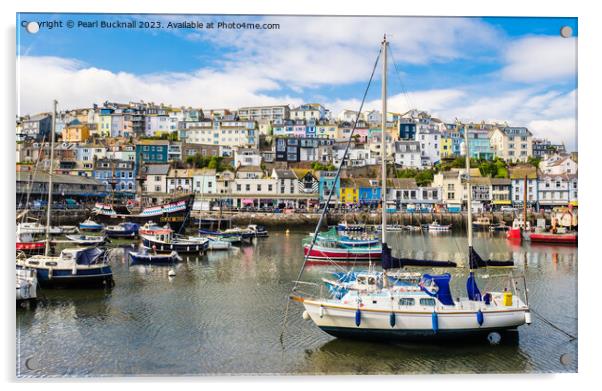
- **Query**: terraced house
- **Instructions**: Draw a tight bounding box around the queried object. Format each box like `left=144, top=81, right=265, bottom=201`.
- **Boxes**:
left=489, top=126, right=533, bottom=163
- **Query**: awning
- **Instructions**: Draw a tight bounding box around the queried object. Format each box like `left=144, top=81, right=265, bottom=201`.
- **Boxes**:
left=242, top=199, right=254, bottom=205
left=569, top=201, right=578, bottom=207
left=492, top=200, right=512, bottom=205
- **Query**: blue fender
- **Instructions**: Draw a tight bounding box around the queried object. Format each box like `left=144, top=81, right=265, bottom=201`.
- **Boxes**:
left=389, top=312, right=396, bottom=328
left=477, top=310, right=484, bottom=326
left=355, top=309, right=361, bottom=327
left=431, top=312, right=439, bottom=333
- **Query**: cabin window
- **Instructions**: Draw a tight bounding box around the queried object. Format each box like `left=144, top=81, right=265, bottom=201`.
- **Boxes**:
left=398, top=297, right=415, bottom=306
left=367, top=276, right=376, bottom=285
left=419, top=298, right=436, bottom=306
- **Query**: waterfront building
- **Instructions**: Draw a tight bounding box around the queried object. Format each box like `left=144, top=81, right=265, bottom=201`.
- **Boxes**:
left=470, top=177, right=493, bottom=212
left=237, top=105, right=290, bottom=121
left=216, top=170, right=234, bottom=197
left=537, top=171, right=577, bottom=210
left=433, top=169, right=468, bottom=210
left=292, top=169, right=320, bottom=195
left=138, top=163, right=170, bottom=194
left=166, top=168, right=194, bottom=193
left=393, top=140, right=424, bottom=168
left=93, top=158, right=136, bottom=195
left=509, top=165, right=538, bottom=209
left=339, top=178, right=359, bottom=204
left=387, top=178, right=442, bottom=211
left=317, top=171, right=340, bottom=205
left=192, top=168, right=217, bottom=195
left=272, top=169, right=298, bottom=196
left=356, top=178, right=381, bottom=207
left=16, top=171, right=106, bottom=202
left=62, top=119, right=90, bottom=143
left=489, top=126, right=533, bottom=163
left=490, top=178, right=512, bottom=209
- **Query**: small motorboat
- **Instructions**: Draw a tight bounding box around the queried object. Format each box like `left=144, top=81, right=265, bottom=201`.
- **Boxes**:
left=198, top=228, right=248, bottom=243
left=489, top=222, right=510, bottom=232
left=427, top=221, right=452, bottom=232
left=79, top=219, right=104, bottom=232
left=247, top=224, right=269, bottom=237
left=65, top=234, right=107, bottom=246
left=59, top=225, right=79, bottom=234
left=528, top=228, right=577, bottom=245
left=16, top=247, right=113, bottom=287
left=128, top=246, right=182, bottom=264
left=16, top=268, right=38, bottom=304
left=105, top=222, right=140, bottom=238
left=17, top=222, right=62, bottom=235
left=506, top=218, right=531, bottom=240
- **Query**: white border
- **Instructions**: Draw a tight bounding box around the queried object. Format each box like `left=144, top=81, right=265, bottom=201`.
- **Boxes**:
left=2, top=0, right=599, bottom=390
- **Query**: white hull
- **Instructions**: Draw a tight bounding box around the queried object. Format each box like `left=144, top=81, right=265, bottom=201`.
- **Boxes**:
left=296, top=296, right=529, bottom=339
left=16, top=269, right=37, bottom=302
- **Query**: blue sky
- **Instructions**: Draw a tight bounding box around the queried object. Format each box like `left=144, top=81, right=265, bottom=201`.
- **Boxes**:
left=16, top=14, right=578, bottom=150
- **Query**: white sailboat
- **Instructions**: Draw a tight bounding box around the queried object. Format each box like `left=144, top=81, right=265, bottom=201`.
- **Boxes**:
left=291, top=36, right=531, bottom=342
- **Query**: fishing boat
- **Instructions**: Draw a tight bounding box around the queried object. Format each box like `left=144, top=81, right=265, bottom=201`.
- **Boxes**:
left=141, top=227, right=209, bottom=254
left=427, top=221, right=452, bottom=232
left=16, top=101, right=114, bottom=288
left=17, top=222, right=62, bottom=235
left=104, top=222, right=140, bottom=238
left=290, top=37, right=530, bottom=342
left=303, top=242, right=382, bottom=264
left=92, top=194, right=195, bottom=234
left=472, top=216, right=491, bottom=230
left=128, top=246, right=182, bottom=264
left=79, top=218, right=104, bottom=232
left=16, top=268, right=37, bottom=304
left=198, top=228, right=252, bottom=242
left=65, top=234, right=107, bottom=246
left=207, top=236, right=232, bottom=250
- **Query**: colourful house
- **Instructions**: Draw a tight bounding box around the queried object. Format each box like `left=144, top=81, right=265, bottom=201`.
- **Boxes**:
left=317, top=171, right=340, bottom=205
left=339, top=178, right=358, bottom=204
left=440, top=133, right=453, bottom=159
left=356, top=178, right=381, bottom=206
left=62, top=120, right=90, bottom=143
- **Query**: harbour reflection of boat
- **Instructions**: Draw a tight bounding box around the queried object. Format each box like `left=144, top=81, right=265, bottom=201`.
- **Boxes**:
left=304, top=337, right=529, bottom=375
left=129, top=262, right=188, bottom=276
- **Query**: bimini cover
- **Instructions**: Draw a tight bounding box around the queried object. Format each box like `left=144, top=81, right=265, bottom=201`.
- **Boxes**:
left=75, top=247, right=105, bottom=265
left=381, top=243, right=457, bottom=269
left=122, top=222, right=140, bottom=232
left=419, top=273, right=454, bottom=306
left=469, top=247, right=514, bottom=269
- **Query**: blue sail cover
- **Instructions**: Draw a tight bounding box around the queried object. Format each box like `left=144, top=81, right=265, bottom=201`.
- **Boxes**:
left=469, top=247, right=514, bottom=269
left=381, top=243, right=457, bottom=269
left=419, top=273, right=455, bottom=306
left=466, top=271, right=482, bottom=301
left=75, top=247, right=105, bottom=265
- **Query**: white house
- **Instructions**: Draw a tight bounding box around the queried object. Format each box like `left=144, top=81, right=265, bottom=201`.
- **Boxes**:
left=234, top=148, right=262, bottom=167
left=192, top=168, right=217, bottom=195
left=272, top=169, right=298, bottom=196
left=166, top=168, right=193, bottom=193
left=415, top=121, right=441, bottom=166
left=393, top=141, right=423, bottom=168
left=539, top=155, right=578, bottom=176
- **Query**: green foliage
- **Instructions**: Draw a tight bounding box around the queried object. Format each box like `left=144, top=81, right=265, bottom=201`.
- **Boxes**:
left=527, top=156, right=541, bottom=168
left=311, top=162, right=336, bottom=171
left=186, top=154, right=228, bottom=172
left=395, top=168, right=435, bottom=187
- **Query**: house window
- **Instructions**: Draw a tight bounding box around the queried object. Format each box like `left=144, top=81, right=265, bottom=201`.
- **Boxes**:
left=246, top=184, right=250, bottom=191
left=257, top=184, right=262, bottom=192
left=237, top=184, right=242, bottom=192
left=268, top=184, right=273, bottom=192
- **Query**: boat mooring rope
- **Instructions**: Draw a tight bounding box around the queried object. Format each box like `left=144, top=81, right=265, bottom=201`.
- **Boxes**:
left=531, top=308, right=577, bottom=341
left=279, top=46, right=383, bottom=347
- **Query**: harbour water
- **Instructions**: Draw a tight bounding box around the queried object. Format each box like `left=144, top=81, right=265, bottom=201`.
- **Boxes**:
left=16, top=230, right=577, bottom=376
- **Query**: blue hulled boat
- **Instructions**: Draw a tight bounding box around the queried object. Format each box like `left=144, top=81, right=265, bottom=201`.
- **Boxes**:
left=105, top=222, right=140, bottom=238
left=79, top=218, right=104, bottom=232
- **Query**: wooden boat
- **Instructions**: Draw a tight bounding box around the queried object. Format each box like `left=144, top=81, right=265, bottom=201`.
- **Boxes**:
left=140, top=227, right=208, bottom=254
left=92, top=194, right=195, bottom=234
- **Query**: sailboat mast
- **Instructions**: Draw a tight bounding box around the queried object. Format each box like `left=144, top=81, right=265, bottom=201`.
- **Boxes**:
left=45, top=100, right=57, bottom=256
left=523, top=174, right=528, bottom=230
left=380, top=35, right=388, bottom=245
left=463, top=125, right=473, bottom=250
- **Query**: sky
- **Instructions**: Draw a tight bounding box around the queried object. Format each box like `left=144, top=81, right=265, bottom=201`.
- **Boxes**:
left=16, top=14, right=578, bottom=150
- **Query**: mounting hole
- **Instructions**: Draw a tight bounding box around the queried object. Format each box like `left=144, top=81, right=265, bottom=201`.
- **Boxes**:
left=26, top=21, right=40, bottom=34
left=560, top=26, right=573, bottom=38
left=560, top=353, right=573, bottom=366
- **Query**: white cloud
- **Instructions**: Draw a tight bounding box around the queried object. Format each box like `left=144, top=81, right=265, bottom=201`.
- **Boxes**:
left=17, top=56, right=304, bottom=114
left=501, top=35, right=577, bottom=83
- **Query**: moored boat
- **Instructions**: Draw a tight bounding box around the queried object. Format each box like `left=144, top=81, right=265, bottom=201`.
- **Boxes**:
left=16, top=268, right=38, bottom=304
left=79, top=219, right=104, bottom=232
left=528, top=231, right=577, bottom=244
left=65, top=234, right=107, bottom=246
left=141, top=227, right=208, bottom=254
left=104, top=222, right=140, bottom=238
left=16, top=228, right=47, bottom=255
left=247, top=224, right=269, bottom=237
left=128, top=246, right=182, bottom=264
left=472, top=216, right=491, bottom=230
left=427, top=221, right=452, bottom=232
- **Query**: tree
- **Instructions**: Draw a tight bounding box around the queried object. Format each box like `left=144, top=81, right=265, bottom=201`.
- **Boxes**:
left=527, top=156, right=541, bottom=168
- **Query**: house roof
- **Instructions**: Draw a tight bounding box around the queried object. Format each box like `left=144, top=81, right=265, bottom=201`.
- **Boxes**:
left=236, top=165, right=263, bottom=173
left=490, top=178, right=511, bottom=185
left=388, top=178, right=417, bottom=189
left=168, top=168, right=193, bottom=178
left=509, top=165, right=537, bottom=179
left=141, top=164, right=170, bottom=176
left=273, top=169, right=297, bottom=180
left=190, top=168, right=216, bottom=176
left=16, top=171, right=103, bottom=186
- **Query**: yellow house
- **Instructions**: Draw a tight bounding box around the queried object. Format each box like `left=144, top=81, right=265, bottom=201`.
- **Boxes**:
left=99, top=114, right=112, bottom=137
left=62, top=120, right=90, bottom=142
left=440, top=134, right=453, bottom=158
left=339, top=178, right=358, bottom=204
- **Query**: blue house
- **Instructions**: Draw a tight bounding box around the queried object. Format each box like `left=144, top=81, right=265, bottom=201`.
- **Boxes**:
left=318, top=171, right=340, bottom=205
left=93, top=158, right=136, bottom=196
left=356, top=178, right=381, bottom=207
left=398, top=119, right=416, bottom=140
